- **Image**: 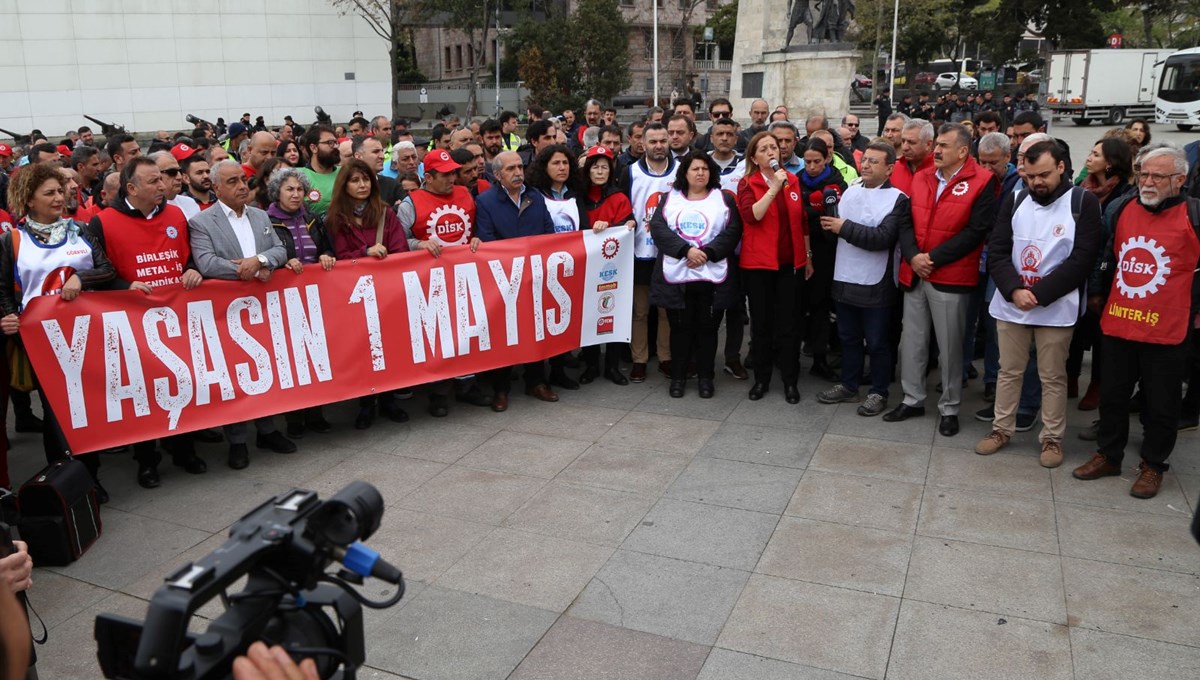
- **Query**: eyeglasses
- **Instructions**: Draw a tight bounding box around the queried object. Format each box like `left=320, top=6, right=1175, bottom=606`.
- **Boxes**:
left=860, top=156, right=890, bottom=166
left=1140, top=172, right=1180, bottom=184
left=317, top=140, right=339, bottom=148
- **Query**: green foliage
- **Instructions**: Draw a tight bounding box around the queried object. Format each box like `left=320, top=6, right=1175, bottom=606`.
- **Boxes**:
left=502, top=0, right=631, bottom=110
left=694, top=0, right=736, bottom=56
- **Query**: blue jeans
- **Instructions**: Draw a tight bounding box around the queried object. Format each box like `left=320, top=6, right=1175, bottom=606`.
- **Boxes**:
left=835, top=301, right=893, bottom=397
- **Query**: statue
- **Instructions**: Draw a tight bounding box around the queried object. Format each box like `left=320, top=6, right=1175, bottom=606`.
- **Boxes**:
left=785, top=0, right=855, bottom=47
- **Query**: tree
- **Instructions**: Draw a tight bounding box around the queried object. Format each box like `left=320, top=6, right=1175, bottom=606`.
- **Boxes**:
left=853, top=0, right=957, bottom=90
left=695, top=0, right=737, bottom=59
left=571, top=0, right=632, bottom=103
left=416, top=0, right=501, bottom=117
left=328, top=0, right=419, bottom=121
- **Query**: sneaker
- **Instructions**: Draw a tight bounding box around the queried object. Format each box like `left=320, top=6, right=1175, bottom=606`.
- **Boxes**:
left=974, top=405, right=994, bottom=422
left=1039, top=439, right=1064, bottom=468
left=723, top=358, right=749, bottom=380
left=394, top=388, right=414, bottom=400
left=1078, top=420, right=1099, bottom=441
left=1015, top=412, right=1036, bottom=432
left=817, top=384, right=860, bottom=404
left=857, top=393, right=888, bottom=417
left=974, top=430, right=1010, bottom=455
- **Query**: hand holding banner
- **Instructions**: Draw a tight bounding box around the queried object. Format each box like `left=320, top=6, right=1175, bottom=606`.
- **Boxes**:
left=18, top=230, right=633, bottom=453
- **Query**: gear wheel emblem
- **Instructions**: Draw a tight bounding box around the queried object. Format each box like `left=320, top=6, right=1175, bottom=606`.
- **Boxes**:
left=1115, top=235, right=1171, bottom=299
left=426, top=204, right=471, bottom=245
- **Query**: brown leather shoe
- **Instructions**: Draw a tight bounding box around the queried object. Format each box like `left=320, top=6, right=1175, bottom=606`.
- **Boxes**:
left=974, top=430, right=1010, bottom=456
left=1039, top=439, right=1064, bottom=468
left=1072, top=452, right=1121, bottom=480
left=491, top=392, right=509, bottom=412
left=526, top=383, right=559, bottom=402
left=1130, top=463, right=1164, bottom=499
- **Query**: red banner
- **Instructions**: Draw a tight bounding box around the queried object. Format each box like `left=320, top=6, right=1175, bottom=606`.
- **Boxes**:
left=18, top=230, right=634, bottom=453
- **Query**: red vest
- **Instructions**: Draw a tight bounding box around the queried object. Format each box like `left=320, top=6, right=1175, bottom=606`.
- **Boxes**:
left=1101, top=200, right=1200, bottom=345
left=98, top=205, right=191, bottom=288
left=900, top=157, right=990, bottom=288
left=408, top=186, right=476, bottom=246
left=736, top=171, right=809, bottom=270
left=890, top=154, right=933, bottom=196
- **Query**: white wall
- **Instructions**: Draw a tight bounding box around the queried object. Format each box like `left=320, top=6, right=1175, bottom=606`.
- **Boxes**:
left=0, top=0, right=393, bottom=136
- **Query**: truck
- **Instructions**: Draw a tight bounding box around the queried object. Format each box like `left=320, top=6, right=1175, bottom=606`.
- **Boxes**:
left=1043, top=48, right=1175, bottom=126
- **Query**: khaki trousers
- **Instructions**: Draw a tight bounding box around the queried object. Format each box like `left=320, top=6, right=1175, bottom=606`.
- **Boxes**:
left=994, top=320, right=1073, bottom=442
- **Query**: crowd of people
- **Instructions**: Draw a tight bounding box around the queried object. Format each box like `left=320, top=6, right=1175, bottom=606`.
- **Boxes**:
left=0, top=92, right=1196, bottom=517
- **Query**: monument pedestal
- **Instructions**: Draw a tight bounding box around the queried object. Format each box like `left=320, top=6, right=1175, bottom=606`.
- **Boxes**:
left=729, top=0, right=859, bottom=119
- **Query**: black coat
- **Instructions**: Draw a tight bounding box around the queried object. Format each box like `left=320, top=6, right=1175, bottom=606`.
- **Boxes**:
left=648, top=190, right=743, bottom=310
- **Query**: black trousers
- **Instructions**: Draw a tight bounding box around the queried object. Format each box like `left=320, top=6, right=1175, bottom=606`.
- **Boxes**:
left=581, top=343, right=622, bottom=371
left=1097, top=334, right=1190, bottom=471
left=1066, top=308, right=1102, bottom=383
left=742, top=266, right=804, bottom=386
left=489, top=359, right=557, bottom=394
left=133, top=433, right=197, bottom=468
left=665, top=283, right=719, bottom=380
left=714, top=295, right=746, bottom=362
left=803, top=234, right=837, bottom=359
left=31, top=374, right=99, bottom=482
left=1183, top=330, right=1200, bottom=419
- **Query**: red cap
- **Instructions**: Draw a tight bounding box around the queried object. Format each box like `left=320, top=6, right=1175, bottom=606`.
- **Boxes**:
left=56, top=144, right=72, bottom=157
left=170, top=143, right=198, bottom=162
left=0, top=144, right=11, bottom=157
left=424, top=149, right=461, bottom=173
left=586, top=145, right=614, bottom=160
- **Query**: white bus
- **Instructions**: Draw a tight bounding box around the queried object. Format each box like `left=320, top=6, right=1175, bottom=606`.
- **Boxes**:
left=1155, top=47, right=1200, bottom=131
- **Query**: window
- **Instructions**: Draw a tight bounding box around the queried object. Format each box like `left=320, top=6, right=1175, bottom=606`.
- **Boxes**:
left=671, top=31, right=685, bottom=59
left=455, top=45, right=463, bottom=71
left=678, top=0, right=690, bottom=7
left=645, top=78, right=655, bottom=93
left=444, top=46, right=452, bottom=73
left=467, top=44, right=474, bottom=67
left=642, top=28, right=655, bottom=60
left=620, top=0, right=633, bottom=6
left=707, top=0, right=719, bottom=9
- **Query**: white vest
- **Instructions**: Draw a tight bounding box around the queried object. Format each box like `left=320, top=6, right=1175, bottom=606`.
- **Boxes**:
left=989, top=189, right=1082, bottom=327
left=544, top=194, right=580, bottom=233
left=14, top=226, right=97, bottom=311
left=628, top=158, right=676, bottom=260
left=660, top=189, right=731, bottom=284
left=833, top=183, right=904, bottom=286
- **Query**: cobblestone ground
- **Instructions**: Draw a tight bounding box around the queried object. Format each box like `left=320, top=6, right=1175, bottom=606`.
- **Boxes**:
left=13, top=351, right=1200, bottom=680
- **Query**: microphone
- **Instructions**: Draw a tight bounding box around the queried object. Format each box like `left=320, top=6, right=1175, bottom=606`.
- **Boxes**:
left=822, top=187, right=839, bottom=218
left=768, top=159, right=789, bottom=189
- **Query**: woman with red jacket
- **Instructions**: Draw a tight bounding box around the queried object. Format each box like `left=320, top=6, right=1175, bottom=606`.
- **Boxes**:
left=326, top=159, right=411, bottom=430
left=736, top=132, right=812, bottom=404
left=578, top=145, right=634, bottom=385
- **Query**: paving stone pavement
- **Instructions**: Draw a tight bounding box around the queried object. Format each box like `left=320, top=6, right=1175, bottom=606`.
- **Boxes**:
left=12, top=360, right=1200, bottom=680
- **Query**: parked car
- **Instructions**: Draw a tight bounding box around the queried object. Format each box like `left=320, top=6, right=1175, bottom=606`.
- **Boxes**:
left=934, top=72, right=978, bottom=90
left=914, top=71, right=937, bottom=87
left=1025, top=69, right=1042, bottom=84
left=852, top=74, right=873, bottom=89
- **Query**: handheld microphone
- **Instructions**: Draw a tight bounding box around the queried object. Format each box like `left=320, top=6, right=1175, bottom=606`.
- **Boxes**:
left=822, top=187, right=839, bottom=218
left=768, top=159, right=789, bottom=189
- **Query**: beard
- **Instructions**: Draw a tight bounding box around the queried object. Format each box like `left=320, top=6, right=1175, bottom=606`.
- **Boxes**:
left=318, top=147, right=341, bottom=168
left=1139, top=188, right=1161, bottom=207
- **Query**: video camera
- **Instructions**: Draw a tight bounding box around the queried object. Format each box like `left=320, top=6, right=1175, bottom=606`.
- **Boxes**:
left=95, top=482, right=404, bottom=680
left=83, top=115, right=127, bottom=137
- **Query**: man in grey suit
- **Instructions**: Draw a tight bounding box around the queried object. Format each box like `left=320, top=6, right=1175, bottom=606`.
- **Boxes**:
left=189, top=159, right=298, bottom=469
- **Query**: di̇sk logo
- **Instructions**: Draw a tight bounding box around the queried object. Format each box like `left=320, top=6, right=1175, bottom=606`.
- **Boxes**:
left=1020, top=244, right=1042, bottom=272
left=676, top=210, right=711, bottom=241
left=165, top=225, right=179, bottom=239
left=1115, top=235, right=1171, bottom=299
left=308, top=189, right=322, bottom=203
left=951, top=182, right=969, bottom=197
left=426, top=204, right=471, bottom=245
left=601, top=237, right=620, bottom=259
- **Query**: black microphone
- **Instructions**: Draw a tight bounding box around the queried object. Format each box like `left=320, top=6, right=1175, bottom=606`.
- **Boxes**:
left=822, top=187, right=839, bottom=218
left=768, top=159, right=789, bottom=189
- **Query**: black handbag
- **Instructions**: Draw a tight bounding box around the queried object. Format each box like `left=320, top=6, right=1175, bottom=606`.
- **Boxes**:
left=18, top=460, right=102, bottom=566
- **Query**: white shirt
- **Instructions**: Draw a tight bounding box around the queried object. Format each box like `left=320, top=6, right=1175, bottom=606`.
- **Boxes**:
left=168, top=194, right=200, bottom=221
left=935, top=163, right=965, bottom=200
left=219, top=200, right=257, bottom=258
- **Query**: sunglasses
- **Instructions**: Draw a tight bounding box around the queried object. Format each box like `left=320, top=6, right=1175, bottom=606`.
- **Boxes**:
left=162, top=168, right=180, bottom=176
